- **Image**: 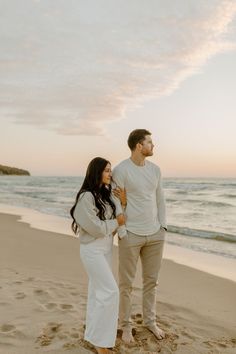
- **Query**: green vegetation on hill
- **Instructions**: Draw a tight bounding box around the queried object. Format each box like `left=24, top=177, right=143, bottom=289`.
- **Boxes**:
left=0, top=164, right=30, bottom=176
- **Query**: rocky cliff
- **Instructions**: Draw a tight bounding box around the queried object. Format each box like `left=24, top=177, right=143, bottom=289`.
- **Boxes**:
left=0, top=164, right=30, bottom=176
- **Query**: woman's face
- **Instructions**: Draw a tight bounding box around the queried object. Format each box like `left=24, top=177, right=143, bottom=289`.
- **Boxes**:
left=101, top=163, right=112, bottom=185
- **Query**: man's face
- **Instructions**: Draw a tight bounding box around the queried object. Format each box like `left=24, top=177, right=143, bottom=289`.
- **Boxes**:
left=139, top=135, right=154, bottom=156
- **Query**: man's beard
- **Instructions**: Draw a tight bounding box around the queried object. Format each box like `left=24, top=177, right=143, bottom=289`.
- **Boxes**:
left=142, top=150, right=153, bottom=157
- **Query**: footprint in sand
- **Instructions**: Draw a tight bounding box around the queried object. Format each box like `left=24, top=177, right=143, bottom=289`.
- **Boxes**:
left=67, top=286, right=77, bottom=290
left=44, top=302, right=58, bottom=310
left=53, top=281, right=66, bottom=287
left=180, top=329, right=199, bottom=340
left=38, top=300, right=73, bottom=312
left=34, top=289, right=48, bottom=295
left=33, top=288, right=51, bottom=305
left=36, top=322, right=63, bottom=347
left=60, top=304, right=74, bottom=310
left=59, top=328, right=80, bottom=340
left=36, top=322, right=94, bottom=351
left=48, top=322, right=63, bottom=332
left=25, top=277, right=35, bottom=282
left=1, top=324, right=15, bottom=332
left=70, top=291, right=80, bottom=296
left=0, top=324, right=26, bottom=341
left=15, top=292, right=26, bottom=299
left=203, top=338, right=236, bottom=351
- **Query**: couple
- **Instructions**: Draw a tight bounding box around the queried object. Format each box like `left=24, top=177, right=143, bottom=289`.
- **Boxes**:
left=70, top=129, right=167, bottom=354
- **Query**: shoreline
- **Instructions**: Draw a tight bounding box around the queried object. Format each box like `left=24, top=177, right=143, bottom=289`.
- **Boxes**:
left=1, top=212, right=236, bottom=353
left=1, top=203, right=236, bottom=282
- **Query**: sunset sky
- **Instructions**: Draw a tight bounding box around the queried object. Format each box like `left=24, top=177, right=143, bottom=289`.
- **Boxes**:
left=1, top=0, right=236, bottom=177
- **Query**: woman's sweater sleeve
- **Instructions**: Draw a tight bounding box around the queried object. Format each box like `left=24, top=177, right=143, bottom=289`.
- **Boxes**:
left=73, top=192, right=118, bottom=238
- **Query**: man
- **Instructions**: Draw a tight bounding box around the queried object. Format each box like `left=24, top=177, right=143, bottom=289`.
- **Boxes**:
left=112, top=129, right=167, bottom=343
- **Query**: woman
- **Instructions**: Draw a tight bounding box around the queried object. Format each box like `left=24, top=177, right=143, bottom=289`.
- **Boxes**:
left=70, top=157, right=126, bottom=354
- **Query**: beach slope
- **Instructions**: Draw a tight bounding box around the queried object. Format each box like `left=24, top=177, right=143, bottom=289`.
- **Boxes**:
left=0, top=213, right=235, bottom=353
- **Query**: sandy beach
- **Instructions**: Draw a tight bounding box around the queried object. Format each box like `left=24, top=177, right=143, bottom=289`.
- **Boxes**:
left=0, top=212, right=236, bottom=354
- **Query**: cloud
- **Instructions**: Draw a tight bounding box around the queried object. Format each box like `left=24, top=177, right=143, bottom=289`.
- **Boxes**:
left=0, top=0, right=236, bottom=135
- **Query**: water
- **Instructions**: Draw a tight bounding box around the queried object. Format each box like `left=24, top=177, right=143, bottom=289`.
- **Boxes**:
left=0, top=176, right=235, bottom=259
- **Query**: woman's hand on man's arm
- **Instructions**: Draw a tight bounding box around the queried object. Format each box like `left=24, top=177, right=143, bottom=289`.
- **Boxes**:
left=113, top=187, right=127, bottom=208
left=116, top=213, right=126, bottom=226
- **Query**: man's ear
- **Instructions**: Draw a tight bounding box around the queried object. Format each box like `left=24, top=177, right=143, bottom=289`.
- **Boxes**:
left=136, top=142, right=143, bottom=151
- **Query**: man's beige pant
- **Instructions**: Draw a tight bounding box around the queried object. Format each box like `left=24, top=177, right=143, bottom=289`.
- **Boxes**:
left=118, top=228, right=165, bottom=329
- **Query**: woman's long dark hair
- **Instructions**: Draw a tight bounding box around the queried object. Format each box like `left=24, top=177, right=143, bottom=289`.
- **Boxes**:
left=70, top=157, right=116, bottom=235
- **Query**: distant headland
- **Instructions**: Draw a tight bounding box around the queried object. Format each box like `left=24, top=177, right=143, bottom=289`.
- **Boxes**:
left=0, top=164, right=30, bottom=176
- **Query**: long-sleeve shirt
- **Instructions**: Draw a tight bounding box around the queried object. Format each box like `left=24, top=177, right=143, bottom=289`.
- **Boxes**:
left=112, top=158, right=166, bottom=236
left=74, top=191, right=121, bottom=244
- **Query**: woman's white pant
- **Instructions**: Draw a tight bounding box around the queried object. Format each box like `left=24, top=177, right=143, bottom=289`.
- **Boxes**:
left=80, top=235, right=119, bottom=348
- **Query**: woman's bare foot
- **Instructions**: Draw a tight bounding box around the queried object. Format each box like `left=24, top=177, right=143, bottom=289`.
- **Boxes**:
left=95, top=346, right=112, bottom=354
left=121, top=327, right=135, bottom=343
left=146, top=324, right=165, bottom=339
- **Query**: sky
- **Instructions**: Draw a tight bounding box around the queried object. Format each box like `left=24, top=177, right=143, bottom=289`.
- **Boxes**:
left=1, top=0, right=236, bottom=177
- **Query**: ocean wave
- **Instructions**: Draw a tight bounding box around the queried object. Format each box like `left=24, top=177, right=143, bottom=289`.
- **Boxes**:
left=175, top=190, right=187, bottom=194
left=219, top=183, right=236, bottom=187
left=168, top=225, right=236, bottom=243
left=166, top=198, right=179, bottom=202
left=166, top=198, right=233, bottom=207
left=166, top=239, right=236, bottom=259
left=221, top=194, right=236, bottom=199
left=199, top=201, right=233, bottom=207
left=14, top=191, right=43, bottom=197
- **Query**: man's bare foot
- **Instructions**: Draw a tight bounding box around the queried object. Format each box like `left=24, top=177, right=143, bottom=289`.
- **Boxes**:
left=121, top=327, right=135, bottom=343
left=95, top=347, right=112, bottom=354
left=146, top=324, right=165, bottom=340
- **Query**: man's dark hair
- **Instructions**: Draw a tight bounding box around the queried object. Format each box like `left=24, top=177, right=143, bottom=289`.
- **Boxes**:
left=127, top=129, right=151, bottom=151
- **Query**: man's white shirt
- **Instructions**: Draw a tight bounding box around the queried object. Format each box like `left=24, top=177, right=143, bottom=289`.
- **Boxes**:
left=112, top=158, right=166, bottom=236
